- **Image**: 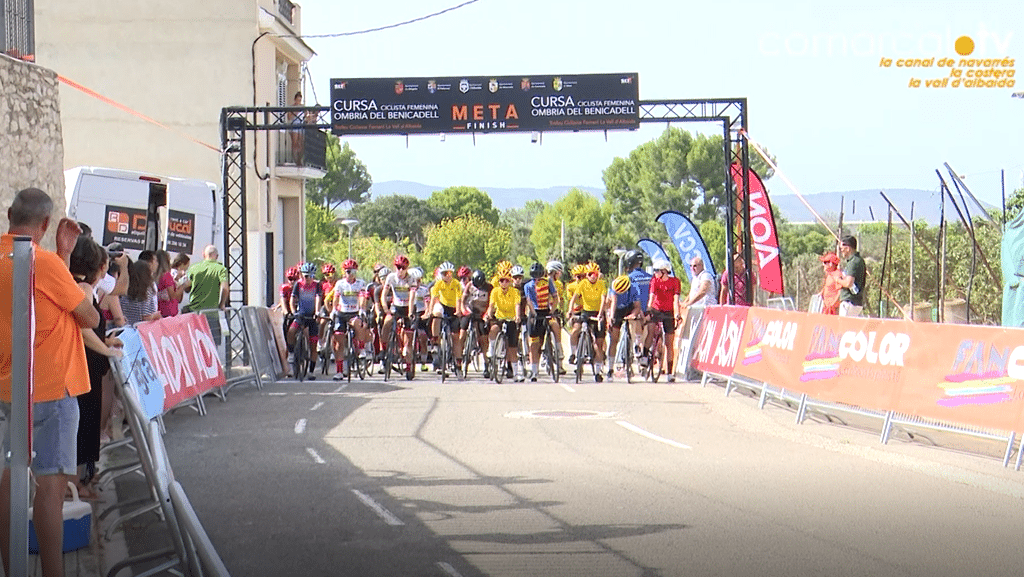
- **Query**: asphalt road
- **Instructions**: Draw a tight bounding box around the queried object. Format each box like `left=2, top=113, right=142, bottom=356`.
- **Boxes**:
left=159, top=368, right=1024, bottom=577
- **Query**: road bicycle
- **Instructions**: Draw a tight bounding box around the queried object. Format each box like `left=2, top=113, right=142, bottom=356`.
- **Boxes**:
left=613, top=318, right=634, bottom=384
left=644, top=312, right=667, bottom=383
left=291, top=313, right=317, bottom=381
left=489, top=319, right=513, bottom=384
left=335, top=314, right=369, bottom=382
left=437, top=313, right=459, bottom=383
left=541, top=315, right=562, bottom=383
left=383, top=312, right=414, bottom=382
left=462, top=313, right=485, bottom=377
left=573, top=312, right=599, bottom=384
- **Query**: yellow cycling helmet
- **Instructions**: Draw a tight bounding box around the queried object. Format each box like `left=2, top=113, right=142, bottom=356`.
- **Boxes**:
left=570, top=264, right=585, bottom=277
left=612, top=275, right=631, bottom=294
left=585, top=262, right=600, bottom=275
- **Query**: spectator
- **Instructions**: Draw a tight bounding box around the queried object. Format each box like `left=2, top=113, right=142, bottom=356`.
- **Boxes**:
left=156, top=250, right=188, bottom=317
left=818, top=252, right=843, bottom=315
left=837, top=235, right=867, bottom=317
left=0, top=188, right=99, bottom=577
left=169, top=252, right=190, bottom=284
left=120, top=257, right=161, bottom=324
left=185, top=245, right=229, bottom=313
left=69, top=235, right=121, bottom=499
left=680, top=255, right=718, bottom=307
left=719, top=253, right=753, bottom=306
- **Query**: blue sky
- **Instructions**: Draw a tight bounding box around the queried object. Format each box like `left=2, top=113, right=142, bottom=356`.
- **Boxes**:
left=298, top=0, right=1023, bottom=207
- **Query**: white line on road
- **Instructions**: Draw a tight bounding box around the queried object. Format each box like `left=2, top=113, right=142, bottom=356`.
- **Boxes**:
left=559, top=383, right=576, bottom=393
left=616, top=420, right=692, bottom=450
left=310, top=401, right=324, bottom=411
left=268, top=392, right=287, bottom=396
left=351, top=489, right=405, bottom=526
left=332, top=384, right=348, bottom=394
left=436, top=562, right=463, bottom=577
left=305, top=447, right=326, bottom=464
left=294, top=419, right=307, bottom=434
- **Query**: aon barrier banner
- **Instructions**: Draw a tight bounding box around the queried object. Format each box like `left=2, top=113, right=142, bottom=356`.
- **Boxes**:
left=690, top=305, right=750, bottom=376
left=136, top=313, right=226, bottom=412
left=730, top=307, right=1024, bottom=432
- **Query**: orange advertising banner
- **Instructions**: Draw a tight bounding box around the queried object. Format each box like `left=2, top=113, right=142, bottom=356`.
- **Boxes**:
left=726, top=307, right=1024, bottom=432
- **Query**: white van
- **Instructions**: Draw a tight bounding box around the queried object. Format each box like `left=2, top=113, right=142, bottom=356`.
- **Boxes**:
left=64, top=166, right=222, bottom=266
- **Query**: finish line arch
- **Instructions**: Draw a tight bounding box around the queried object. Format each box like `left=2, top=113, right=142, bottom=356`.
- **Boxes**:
left=220, top=97, right=754, bottom=309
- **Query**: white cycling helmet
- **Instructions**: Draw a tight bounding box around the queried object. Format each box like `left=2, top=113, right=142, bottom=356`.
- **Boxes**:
left=545, top=260, right=563, bottom=274
left=510, top=265, right=525, bottom=278
left=652, top=258, right=672, bottom=272
left=408, top=267, right=424, bottom=282
left=438, top=261, right=455, bottom=273
left=377, top=266, right=391, bottom=280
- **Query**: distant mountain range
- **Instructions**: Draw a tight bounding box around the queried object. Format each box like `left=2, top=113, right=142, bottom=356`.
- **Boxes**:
left=368, top=181, right=996, bottom=226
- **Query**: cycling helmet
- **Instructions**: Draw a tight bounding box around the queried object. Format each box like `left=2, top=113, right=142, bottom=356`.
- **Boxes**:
left=321, top=262, right=336, bottom=276
left=285, top=266, right=300, bottom=281
left=585, top=262, right=600, bottom=275
left=471, top=269, right=487, bottom=289
left=393, top=255, right=410, bottom=268
left=612, top=275, right=632, bottom=294
left=510, top=265, right=525, bottom=278
left=546, top=260, right=564, bottom=274
left=624, top=250, right=644, bottom=270
left=438, top=261, right=455, bottom=273
left=300, top=262, right=317, bottom=276
left=341, top=258, right=358, bottom=271
left=457, top=265, right=471, bottom=278
left=652, top=258, right=672, bottom=272
left=570, top=264, right=585, bottom=277
left=529, top=262, right=544, bottom=279
left=408, top=267, right=424, bottom=282
left=377, top=266, right=391, bottom=279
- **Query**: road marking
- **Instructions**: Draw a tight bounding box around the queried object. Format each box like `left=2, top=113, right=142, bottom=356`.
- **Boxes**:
left=294, top=419, right=307, bottom=434
left=310, top=401, right=324, bottom=411
left=351, top=489, right=405, bottom=526
left=332, top=384, right=348, bottom=394
left=559, top=383, right=576, bottom=393
left=616, top=420, right=692, bottom=450
left=268, top=392, right=287, bottom=396
left=436, top=562, right=463, bottom=577
left=305, top=447, right=326, bottom=464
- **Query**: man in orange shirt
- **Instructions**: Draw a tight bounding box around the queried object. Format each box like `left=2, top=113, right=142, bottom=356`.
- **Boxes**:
left=0, top=188, right=98, bottom=577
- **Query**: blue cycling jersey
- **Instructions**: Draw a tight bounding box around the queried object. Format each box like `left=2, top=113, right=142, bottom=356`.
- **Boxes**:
left=628, top=269, right=653, bottom=312
left=608, top=284, right=642, bottom=310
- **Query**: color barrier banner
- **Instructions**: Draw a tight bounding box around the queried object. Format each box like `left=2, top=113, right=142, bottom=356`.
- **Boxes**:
left=689, top=305, right=749, bottom=376
left=730, top=307, right=1024, bottom=432
left=114, top=327, right=165, bottom=421
left=135, top=313, right=226, bottom=412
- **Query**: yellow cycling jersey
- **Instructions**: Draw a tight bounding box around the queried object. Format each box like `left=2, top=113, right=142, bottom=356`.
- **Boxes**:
left=565, top=280, right=581, bottom=313
left=551, top=279, right=565, bottom=310
left=489, top=286, right=521, bottom=320
left=430, top=278, right=463, bottom=308
left=574, top=278, right=607, bottom=312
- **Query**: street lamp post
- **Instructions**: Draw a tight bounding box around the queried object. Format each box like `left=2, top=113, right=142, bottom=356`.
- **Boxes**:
left=613, top=248, right=627, bottom=276
left=337, top=218, right=359, bottom=259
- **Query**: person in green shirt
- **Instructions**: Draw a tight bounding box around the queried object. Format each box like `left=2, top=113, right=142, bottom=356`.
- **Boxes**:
left=837, top=235, right=866, bottom=317
left=185, top=245, right=228, bottom=313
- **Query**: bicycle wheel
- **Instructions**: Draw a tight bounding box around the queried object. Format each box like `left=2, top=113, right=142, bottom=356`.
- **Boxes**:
left=575, top=330, right=587, bottom=384
left=493, top=333, right=507, bottom=384
left=650, top=332, right=663, bottom=383
left=440, top=325, right=450, bottom=383
left=405, top=325, right=417, bottom=381
left=543, top=330, right=557, bottom=383
left=623, top=326, right=633, bottom=384
left=346, top=330, right=357, bottom=383
left=383, top=324, right=397, bottom=382
left=293, top=330, right=309, bottom=381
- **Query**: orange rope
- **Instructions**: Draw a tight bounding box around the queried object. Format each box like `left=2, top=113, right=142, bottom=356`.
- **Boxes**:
left=57, top=75, right=222, bottom=154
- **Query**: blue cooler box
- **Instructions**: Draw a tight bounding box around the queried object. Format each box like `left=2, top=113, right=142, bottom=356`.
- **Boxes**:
left=28, top=483, right=92, bottom=553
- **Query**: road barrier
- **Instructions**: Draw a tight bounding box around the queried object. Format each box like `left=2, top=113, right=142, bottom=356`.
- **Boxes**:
left=686, top=305, right=1024, bottom=470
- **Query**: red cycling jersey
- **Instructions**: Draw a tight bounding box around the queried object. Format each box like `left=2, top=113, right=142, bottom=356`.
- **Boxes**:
left=649, top=275, right=681, bottom=313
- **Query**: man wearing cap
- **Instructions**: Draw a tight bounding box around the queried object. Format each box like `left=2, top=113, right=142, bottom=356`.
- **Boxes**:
left=837, top=235, right=866, bottom=317
left=818, top=252, right=842, bottom=315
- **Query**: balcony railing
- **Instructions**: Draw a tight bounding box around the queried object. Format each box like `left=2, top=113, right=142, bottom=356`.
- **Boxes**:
left=277, top=0, right=294, bottom=24
left=1, top=0, right=34, bottom=61
left=276, top=127, right=326, bottom=173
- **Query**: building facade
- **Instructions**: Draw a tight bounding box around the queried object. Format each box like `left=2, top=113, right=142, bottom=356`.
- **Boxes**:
left=35, top=0, right=323, bottom=306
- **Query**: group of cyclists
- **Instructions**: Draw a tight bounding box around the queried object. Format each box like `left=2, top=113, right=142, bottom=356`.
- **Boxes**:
left=278, top=249, right=690, bottom=384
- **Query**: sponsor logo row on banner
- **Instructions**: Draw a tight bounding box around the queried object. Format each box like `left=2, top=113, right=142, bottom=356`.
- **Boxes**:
left=690, top=306, right=1024, bottom=432
left=115, top=313, right=226, bottom=420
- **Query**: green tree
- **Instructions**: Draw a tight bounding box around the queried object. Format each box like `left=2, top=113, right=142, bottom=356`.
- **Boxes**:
left=427, top=186, right=500, bottom=225
left=304, top=199, right=341, bottom=263
left=502, top=199, right=548, bottom=264
left=532, top=188, right=616, bottom=273
left=422, top=214, right=512, bottom=277
left=1006, top=187, right=1024, bottom=222
left=305, top=137, right=372, bottom=212
left=349, top=194, right=439, bottom=250
left=603, top=127, right=776, bottom=241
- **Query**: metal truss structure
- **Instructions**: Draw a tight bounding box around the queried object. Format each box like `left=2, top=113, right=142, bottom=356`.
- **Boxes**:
left=221, top=98, right=752, bottom=308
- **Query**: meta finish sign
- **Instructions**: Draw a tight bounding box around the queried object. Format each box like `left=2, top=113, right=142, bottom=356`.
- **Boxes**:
left=330, top=73, right=639, bottom=135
